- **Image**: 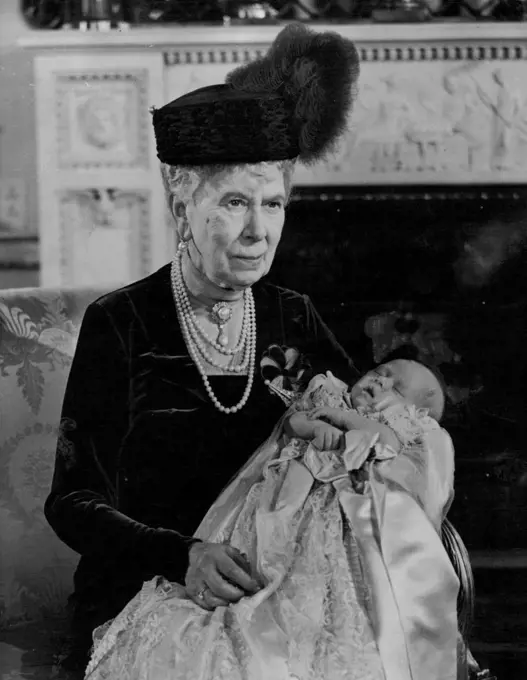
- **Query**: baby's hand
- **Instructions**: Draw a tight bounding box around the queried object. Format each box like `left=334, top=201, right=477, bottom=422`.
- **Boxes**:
left=309, top=407, right=348, bottom=430
left=312, top=423, right=343, bottom=451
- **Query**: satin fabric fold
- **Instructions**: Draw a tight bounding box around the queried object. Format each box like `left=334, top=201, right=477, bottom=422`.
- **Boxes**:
left=338, top=442, right=459, bottom=679
left=342, top=431, right=459, bottom=680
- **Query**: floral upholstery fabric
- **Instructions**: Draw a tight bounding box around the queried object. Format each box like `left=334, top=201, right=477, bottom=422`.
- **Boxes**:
left=0, top=287, right=109, bottom=628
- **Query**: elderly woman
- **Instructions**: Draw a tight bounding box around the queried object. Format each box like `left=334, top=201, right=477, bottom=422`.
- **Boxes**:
left=45, top=23, right=361, bottom=673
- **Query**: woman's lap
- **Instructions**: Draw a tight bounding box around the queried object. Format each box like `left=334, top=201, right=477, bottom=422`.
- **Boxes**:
left=85, top=478, right=383, bottom=680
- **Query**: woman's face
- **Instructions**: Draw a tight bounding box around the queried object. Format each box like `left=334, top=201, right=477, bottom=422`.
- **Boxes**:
left=185, top=163, right=287, bottom=289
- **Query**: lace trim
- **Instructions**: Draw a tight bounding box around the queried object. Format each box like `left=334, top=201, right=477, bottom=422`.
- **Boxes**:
left=291, top=372, right=350, bottom=413
left=359, top=402, right=440, bottom=448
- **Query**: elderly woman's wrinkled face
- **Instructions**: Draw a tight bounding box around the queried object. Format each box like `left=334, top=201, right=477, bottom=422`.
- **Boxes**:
left=185, top=163, right=286, bottom=289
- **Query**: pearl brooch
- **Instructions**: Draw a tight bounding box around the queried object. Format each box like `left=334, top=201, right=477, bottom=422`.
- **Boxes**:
left=211, top=302, right=233, bottom=347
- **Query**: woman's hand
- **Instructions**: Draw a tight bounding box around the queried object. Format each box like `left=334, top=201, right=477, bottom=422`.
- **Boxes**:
left=312, top=422, right=343, bottom=451
left=185, top=541, right=261, bottom=611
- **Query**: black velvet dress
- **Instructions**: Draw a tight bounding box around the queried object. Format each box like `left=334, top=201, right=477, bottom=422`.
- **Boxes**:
left=44, top=263, right=357, bottom=661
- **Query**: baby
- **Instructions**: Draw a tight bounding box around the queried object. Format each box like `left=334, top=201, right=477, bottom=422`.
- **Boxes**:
left=287, top=358, right=444, bottom=451
left=284, top=358, right=452, bottom=528
left=279, top=359, right=459, bottom=678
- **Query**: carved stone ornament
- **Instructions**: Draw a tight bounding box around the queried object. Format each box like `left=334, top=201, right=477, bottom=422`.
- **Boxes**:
left=76, top=94, right=123, bottom=150
left=165, top=37, right=527, bottom=186
left=56, top=71, right=150, bottom=170
left=58, top=188, right=150, bottom=286
left=313, top=61, right=527, bottom=185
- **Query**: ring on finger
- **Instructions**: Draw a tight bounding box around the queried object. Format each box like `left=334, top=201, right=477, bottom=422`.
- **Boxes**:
left=197, top=586, right=208, bottom=601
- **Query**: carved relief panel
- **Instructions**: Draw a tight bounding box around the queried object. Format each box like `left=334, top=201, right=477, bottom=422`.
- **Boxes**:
left=165, top=42, right=527, bottom=186
left=308, top=58, right=527, bottom=185
left=56, top=71, right=151, bottom=170
left=58, top=188, right=150, bottom=287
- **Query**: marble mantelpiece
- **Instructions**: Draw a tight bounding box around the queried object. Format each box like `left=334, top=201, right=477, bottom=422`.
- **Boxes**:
left=20, top=23, right=527, bottom=286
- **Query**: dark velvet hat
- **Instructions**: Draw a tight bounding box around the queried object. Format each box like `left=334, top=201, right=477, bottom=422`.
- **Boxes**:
left=151, top=23, right=360, bottom=166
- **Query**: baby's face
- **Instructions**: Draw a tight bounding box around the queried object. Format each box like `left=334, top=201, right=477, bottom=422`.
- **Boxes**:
left=351, top=360, right=435, bottom=411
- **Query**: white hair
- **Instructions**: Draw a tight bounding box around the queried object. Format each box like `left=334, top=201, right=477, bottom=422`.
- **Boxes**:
left=160, top=160, right=296, bottom=214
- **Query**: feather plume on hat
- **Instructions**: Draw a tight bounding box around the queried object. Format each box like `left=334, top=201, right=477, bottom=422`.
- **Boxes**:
left=226, top=22, right=360, bottom=165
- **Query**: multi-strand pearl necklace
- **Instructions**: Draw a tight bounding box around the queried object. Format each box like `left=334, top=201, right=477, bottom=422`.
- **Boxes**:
left=170, top=243, right=257, bottom=414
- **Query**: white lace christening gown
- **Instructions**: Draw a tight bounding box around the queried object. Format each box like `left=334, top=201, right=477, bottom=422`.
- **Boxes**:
left=84, top=374, right=459, bottom=680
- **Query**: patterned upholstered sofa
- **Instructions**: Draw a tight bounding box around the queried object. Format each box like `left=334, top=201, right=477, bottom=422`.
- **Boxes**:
left=0, top=286, right=108, bottom=679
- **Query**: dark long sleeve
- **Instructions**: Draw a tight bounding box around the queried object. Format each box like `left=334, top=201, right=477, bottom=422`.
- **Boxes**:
left=44, top=302, right=198, bottom=578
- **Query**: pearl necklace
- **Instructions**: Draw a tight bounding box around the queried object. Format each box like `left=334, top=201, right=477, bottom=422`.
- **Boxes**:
left=170, top=244, right=257, bottom=414
left=171, top=248, right=251, bottom=373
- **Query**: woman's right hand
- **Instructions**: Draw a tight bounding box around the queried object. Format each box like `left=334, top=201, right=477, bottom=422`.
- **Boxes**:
left=185, top=541, right=261, bottom=611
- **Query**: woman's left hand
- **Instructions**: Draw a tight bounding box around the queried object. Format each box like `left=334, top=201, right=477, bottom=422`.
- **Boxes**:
left=186, top=541, right=261, bottom=611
